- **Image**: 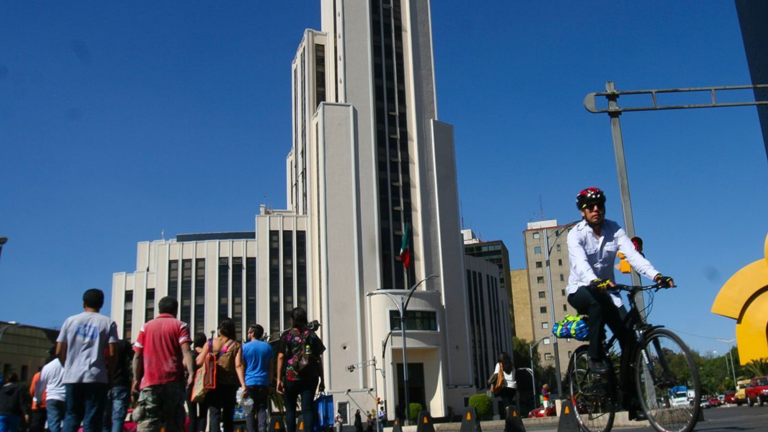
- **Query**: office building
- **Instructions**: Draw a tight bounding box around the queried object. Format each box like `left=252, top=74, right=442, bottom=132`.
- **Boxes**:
left=113, top=0, right=512, bottom=418
left=522, top=220, right=584, bottom=374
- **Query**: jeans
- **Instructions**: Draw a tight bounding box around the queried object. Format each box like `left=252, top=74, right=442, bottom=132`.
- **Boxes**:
left=47, top=399, right=67, bottom=432
left=103, top=386, right=131, bottom=432
left=63, top=383, right=109, bottom=432
left=245, top=385, right=270, bottom=432
left=0, top=415, right=20, bottom=432
left=206, top=384, right=238, bottom=432
left=284, top=377, right=318, bottom=432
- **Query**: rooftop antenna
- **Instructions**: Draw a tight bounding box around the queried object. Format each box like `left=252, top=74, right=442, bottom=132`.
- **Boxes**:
left=161, top=230, right=165, bottom=241
left=539, top=195, right=545, bottom=220
left=460, top=200, right=465, bottom=229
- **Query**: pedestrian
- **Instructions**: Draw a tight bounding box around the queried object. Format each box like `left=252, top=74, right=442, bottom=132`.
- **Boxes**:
left=541, top=384, right=550, bottom=410
left=132, top=296, right=194, bottom=432
left=242, top=324, right=273, bottom=432
left=187, top=333, right=208, bottom=432
left=196, top=318, right=247, bottom=432
left=334, top=410, right=343, bottom=432
left=276, top=307, right=326, bottom=432
left=353, top=409, right=362, bottom=432
left=57, top=288, right=119, bottom=432
left=103, top=339, right=133, bottom=432
left=39, top=351, right=66, bottom=432
left=492, top=352, right=517, bottom=415
left=0, top=372, right=30, bottom=432
left=29, top=365, right=47, bottom=432
left=364, top=414, right=373, bottom=432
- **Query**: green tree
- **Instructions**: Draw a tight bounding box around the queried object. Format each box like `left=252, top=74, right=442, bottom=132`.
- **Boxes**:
left=408, top=403, right=423, bottom=421
left=743, top=358, right=768, bottom=378
left=468, top=393, right=493, bottom=419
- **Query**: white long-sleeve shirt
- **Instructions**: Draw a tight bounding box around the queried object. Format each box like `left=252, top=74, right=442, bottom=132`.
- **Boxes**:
left=38, top=359, right=65, bottom=403
left=566, top=219, right=660, bottom=306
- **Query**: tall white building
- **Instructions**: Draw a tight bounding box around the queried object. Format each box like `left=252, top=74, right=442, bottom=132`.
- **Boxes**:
left=113, top=0, right=513, bottom=419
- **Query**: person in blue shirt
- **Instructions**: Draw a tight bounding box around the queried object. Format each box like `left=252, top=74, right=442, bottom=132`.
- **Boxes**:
left=242, top=325, right=274, bottom=432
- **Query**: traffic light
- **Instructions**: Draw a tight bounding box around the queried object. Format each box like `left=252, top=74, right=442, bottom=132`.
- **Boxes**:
left=617, top=253, right=631, bottom=274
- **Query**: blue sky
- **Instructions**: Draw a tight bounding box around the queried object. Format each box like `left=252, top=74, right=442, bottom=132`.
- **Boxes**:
left=1, top=1, right=765, bottom=358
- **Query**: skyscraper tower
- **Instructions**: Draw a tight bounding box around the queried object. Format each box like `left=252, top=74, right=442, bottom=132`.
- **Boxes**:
left=285, top=0, right=474, bottom=415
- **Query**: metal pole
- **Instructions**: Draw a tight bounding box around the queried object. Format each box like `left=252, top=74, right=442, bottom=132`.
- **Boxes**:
left=605, top=81, right=644, bottom=313
left=373, top=357, right=380, bottom=432
left=400, top=297, right=410, bottom=425
left=543, top=228, right=563, bottom=398
left=530, top=344, right=537, bottom=408
left=0, top=237, right=7, bottom=263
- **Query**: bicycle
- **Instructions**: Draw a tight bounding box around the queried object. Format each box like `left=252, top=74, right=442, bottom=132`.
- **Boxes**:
left=567, top=284, right=701, bottom=432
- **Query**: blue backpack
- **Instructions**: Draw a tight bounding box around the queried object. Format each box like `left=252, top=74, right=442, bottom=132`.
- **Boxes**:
left=552, top=315, right=589, bottom=341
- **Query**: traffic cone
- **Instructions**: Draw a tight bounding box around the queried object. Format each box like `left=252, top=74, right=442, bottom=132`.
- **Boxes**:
left=504, top=406, right=526, bottom=432
left=557, top=400, right=580, bottom=432
left=416, top=411, right=435, bottom=432
left=270, top=417, right=285, bottom=432
left=460, top=407, right=482, bottom=432
left=391, top=418, right=403, bottom=432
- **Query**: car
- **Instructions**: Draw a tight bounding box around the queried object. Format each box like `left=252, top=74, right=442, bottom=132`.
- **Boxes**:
left=708, top=396, right=722, bottom=407
left=669, top=386, right=689, bottom=408
left=700, top=398, right=711, bottom=409
left=528, top=406, right=557, bottom=418
left=724, top=391, right=736, bottom=404
left=736, top=379, right=750, bottom=406
left=745, top=376, right=768, bottom=406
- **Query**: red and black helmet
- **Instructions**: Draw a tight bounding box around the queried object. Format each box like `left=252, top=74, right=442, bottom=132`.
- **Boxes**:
left=576, top=187, right=606, bottom=210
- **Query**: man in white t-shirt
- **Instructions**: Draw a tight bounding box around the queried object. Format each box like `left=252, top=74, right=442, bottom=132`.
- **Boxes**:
left=56, top=289, right=119, bottom=432
left=39, top=354, right=66, bottom=432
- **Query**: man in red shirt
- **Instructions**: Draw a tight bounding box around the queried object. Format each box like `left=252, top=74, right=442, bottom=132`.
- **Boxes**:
left=132, top=296, right=194, bottom=432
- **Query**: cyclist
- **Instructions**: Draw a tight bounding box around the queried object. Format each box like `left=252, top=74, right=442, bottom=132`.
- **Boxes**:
left=566, top=187, right=674, bottom=419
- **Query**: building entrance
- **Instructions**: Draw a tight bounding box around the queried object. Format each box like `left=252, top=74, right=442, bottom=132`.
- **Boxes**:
left=396, top=363, right=425, bottom=420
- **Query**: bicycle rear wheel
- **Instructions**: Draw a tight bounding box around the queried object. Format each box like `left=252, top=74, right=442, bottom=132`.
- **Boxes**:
left=569, top=346, right=616, bottom=432
left=634, top=328, right=701, bottom=432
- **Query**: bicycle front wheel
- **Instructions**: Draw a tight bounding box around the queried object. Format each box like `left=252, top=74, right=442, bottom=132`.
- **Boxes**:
left=634, top=328, right=701, bottom=432
left=569, top=346, right=616, bottom=432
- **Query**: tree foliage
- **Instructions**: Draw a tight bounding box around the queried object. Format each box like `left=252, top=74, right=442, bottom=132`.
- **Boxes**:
left=408, top=403, right=423, bottom=421
left=468, top=393, right=493, bottom=418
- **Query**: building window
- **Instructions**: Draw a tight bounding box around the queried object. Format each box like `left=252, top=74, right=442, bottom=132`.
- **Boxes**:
left=542, top=322, right=549, bottom=329
left=218, top=258, right=229, bottom=320
left=180, top=260, right=192, bottom=325
left=297, top=231, right=307, bottom=311
left=535, top=261, right=542, bottom=269
left=534, top=246, right=542, bottom=254
left=544, top=353, right=553, bottom=360
left=195, top=260, right=206, bottom=335
left=145, top=288, right=155, bottom=322
left=561, top=289, right=566, bottom=296
left=568, top=351, right=573, bottom=357
left=563, top=304, right=568, bottom=312
left=232, top=257, right=243, bottom=339
left=538, top=291, right=546, bottom=299
left=540, top=306, right=547, bottom=314
left=558, top=259, right=563, bottom=266
left=168, top=261, right=179, bottom=300
left=537, top=276, right=544, bottom=284
left=544, top=337, right=551, bottom=344
left=123, top=291, right=133, bottom=340
left=269, top=231, right=280, bottom=334
left=557, top=244, right=561, bottom=252
left=245, top=258, right=256, bottom=335
left=560, top=274, right=565, bottom=282
left=533, top=232, right=540, bottom=239
left=283, top=232, right=294, bottom=328
left=389, top=310, right=438, bottom=331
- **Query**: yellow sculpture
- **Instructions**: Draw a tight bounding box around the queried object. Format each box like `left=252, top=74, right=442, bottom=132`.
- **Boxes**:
left=711, top=233, right=768, bottom=365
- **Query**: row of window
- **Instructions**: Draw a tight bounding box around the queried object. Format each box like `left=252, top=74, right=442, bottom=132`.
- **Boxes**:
left=536, top=274, right=565, bottom=283
left=535, top=259, right=563, bottom=268
left=532, top=244, right=562, bottom=254
left=539, top=304, right=569, bottom=314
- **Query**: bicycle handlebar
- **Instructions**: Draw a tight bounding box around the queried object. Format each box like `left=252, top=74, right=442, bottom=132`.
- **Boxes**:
left=611, top=283, right=675, bottom=292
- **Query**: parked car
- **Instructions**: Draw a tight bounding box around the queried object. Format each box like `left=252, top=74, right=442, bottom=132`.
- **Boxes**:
left=735, top=379, right=750, bottom=406
left=745, top=376, right=768, bottom=406
left=669, top=386, right=689, bottom=408
left=528, top=406, right=557, bottom=418
left=700, top=398, right=711, bottom=409
left=724, top=391, right=736, bottom=404
left=708, top=396, right=722, bottom=407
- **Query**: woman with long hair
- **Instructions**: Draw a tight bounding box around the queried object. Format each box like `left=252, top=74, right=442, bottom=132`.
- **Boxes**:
left=196, top=319, right=247, bottom=432
left=276, top=307, right=326, bottom=432
left=494, top=352, right=517, bottom=413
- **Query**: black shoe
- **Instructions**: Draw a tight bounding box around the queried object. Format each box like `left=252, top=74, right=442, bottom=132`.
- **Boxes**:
left=628, top=409, right=648, bottom=421
left=589, top=358, right=608, bottom=375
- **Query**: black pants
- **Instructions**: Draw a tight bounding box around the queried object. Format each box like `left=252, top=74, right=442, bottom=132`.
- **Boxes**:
left=567, top=286, right=630, bottom=360
left=497, top=387, right=517, bottom=419
left=206, top=384, right=238, bottom=432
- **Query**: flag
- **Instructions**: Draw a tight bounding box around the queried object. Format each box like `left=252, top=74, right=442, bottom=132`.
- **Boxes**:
left=399, top=223, right=411, bottom=269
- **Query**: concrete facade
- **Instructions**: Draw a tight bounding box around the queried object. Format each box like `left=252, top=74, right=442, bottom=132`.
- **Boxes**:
left=509, top=269, right=533, bottom=342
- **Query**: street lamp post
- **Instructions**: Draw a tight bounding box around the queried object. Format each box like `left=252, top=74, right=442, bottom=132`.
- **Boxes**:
left=716, top=338, right=738, bottom=389
left=529, top=337, right=548, bottom=408
left=0, top=237, right=7, bottom=263
left=367, top=274, right=439, bottom=425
